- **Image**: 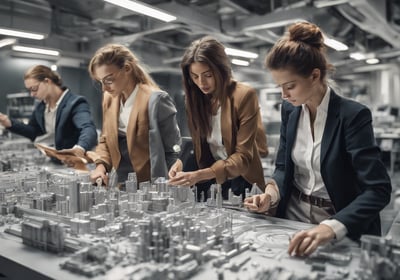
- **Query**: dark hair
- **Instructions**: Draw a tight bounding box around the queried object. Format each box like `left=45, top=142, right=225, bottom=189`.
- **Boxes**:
left=24, top=65, right=63, bottom=87
left=181, top=36, right=235, bottom=137
left=88, top=43, right=158, bottom=87
left=265, top=22, right=334, bottom=83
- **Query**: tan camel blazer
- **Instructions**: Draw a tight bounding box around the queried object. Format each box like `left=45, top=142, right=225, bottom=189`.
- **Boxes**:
left=95, top=84, right=181, bottom=183
left=192, top=82, right=267, bottom=190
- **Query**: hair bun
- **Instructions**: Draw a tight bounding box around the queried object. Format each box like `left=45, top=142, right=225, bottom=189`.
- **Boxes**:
left=288, top=22, right=324, bottom=49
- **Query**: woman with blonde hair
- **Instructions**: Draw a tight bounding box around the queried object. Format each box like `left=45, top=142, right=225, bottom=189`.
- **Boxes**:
left=88, top=44, right=181, bottom=185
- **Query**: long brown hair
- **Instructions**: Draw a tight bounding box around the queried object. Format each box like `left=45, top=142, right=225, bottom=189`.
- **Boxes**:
left=265, top=22, right=334, bottom=84
left=24, top=65, right=63, bottom=87
left=88, top=43, right=158, bottom=88
left=181, top=36, right=235, bottom=138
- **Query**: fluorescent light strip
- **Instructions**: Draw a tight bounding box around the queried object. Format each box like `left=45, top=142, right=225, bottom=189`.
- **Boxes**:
left=314, top=0, right=349, bottom=8
left=0, top=38, right=16, bottom=48
left=349, top=52, right=366, bottom=60
left=12, top=45, right=60, bottom=56
left=231, top=59, right=250, bottom=66
left=225, top=48, right=258, bottom=59
left=366, top=58, right=379, bottom=65
left=104, top=0, right=176, bottom=22
left=0, top=28, right=45, bottom=40
left=324, top=37, right=348, bottom=51
left=243, top=18, right=305, bottom=32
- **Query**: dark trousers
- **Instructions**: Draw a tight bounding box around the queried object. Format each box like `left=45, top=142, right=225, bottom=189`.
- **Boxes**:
left=117, top=134, right=134, bottom=184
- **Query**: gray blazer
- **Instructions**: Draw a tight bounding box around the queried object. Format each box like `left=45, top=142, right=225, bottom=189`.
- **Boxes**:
left=148, top=91, right=181, bottom=179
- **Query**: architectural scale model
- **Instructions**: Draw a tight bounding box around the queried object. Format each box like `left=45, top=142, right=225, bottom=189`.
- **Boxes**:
left=0, top=141, right=398, bottom=280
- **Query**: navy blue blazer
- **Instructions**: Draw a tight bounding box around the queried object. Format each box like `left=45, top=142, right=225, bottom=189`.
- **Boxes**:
left=8, top=89, right=98, bottom=152
left=273, top=90, right=391, bottom=240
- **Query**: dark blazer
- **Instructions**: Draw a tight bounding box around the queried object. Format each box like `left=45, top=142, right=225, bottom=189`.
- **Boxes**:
left=273, top=89, right=391, bottom=240
left=8, top=89, right=98, bottom=151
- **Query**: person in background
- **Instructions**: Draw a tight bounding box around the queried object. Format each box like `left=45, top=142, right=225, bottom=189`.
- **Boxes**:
left=168, top=36, right=268, bottom=200
left=244, top=22, right=391, bottom=256
left=0, top=65, right=98, bottom=164
left=88, top=44, right=181, bottom=186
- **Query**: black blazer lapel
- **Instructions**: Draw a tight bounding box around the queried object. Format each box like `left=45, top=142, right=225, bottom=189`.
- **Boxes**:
left=55, top=91, right=71, bottom=128
left=35, top=102, right=46, bottom=132
left=284, top=105, right=301, bottom=195
left=321, top=90, right=341, bottom=165
left=286, top=106, right=301, bottom=163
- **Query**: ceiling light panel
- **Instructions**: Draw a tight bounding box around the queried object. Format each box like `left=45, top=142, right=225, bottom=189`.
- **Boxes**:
left=225, top=48, right=258, bottom=59
left=12, top=45, right=60, bottom=56
left=324, top=37, right=348, bottom=51
left=104, top=0, right=177, bottom=22
left=0, top=28, right=45, bottom=40
left=231, top=59, right=250, bottom=66
left=0, top=38, right=17, bottom=48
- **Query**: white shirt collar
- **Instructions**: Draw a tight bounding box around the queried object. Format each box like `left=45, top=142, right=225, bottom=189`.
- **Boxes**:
left=45, top=88, right=69, bottom=112
left=120, top=85, right=139, bottom=108
left=301, top=86, right=331, bottom=114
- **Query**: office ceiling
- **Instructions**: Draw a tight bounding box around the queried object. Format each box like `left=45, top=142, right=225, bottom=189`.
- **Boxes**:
left=0, top=0, right=399, bottom=76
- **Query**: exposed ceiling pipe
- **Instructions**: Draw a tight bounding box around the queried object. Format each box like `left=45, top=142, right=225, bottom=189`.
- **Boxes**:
left=377, top=49, right=400, bottom=59
left=337, top=0, right=400, bottom=48
left=243, top=30, right=279, bottom=45
left=111, top=23, right=183, bottom=44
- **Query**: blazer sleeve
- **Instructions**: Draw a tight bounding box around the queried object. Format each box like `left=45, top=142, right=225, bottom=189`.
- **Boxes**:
left=156, top=92, right=182, bottom=169
left=94, top=94, right=113, bottom=171
left=256, top=108, right=268, bottom=158
left=211, top=88, right=258, bottom=183
left=330, top=106, right=391, bottom=239
left=272, top=101, right=291, bottom=195
left=8, top=105, right=44, bottom=141
left=69, top=96, right=98, bottom=151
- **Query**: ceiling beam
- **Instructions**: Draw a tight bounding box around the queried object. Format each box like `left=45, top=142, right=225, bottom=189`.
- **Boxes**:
left=226, top=6, right=319, bottom=33
left=156, top=1, right=221, bottom=32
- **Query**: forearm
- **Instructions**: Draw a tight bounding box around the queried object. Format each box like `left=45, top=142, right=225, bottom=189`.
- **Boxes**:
left=72, top=105, right=98, bottom=151
left=196, top=167, right=215, bottom=182
left=94, top=137, right=112, bottom=171
left=264, top=181, right=280, bottom=207
left=8, top=119, right=38, bottom=141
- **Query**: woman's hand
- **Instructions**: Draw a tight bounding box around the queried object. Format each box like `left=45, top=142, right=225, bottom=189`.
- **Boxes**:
left=168, top=159, right=183, bottom=178
left=243, top=193, right=272, bottom=213
left=288, top=224, right=335, bottom=257
left=57, top=147, right=88, bottom=170
left=0, top=112, right=11, bottom=128
left=57, top=147, right=85, bottom=158
left=90, top=164, right=108, bottom=186
left=168, top=170, right=197, bottom=187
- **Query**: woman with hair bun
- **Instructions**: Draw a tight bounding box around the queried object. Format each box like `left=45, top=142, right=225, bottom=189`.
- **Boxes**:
left=0, top=65, right=98, bottom=164
left=244, top=22, right=391, bottom=256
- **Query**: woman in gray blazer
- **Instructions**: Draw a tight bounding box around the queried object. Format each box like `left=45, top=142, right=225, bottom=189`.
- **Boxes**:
left=88, top=44, right=181, bottom=185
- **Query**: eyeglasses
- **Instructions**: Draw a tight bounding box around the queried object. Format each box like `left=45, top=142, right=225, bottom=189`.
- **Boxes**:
left=96, top=69, right=123, bottom=88
left=26, top=81, right=42, bottom=93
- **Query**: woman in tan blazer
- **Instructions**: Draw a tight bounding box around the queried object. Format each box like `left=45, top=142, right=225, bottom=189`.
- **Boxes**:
left=88, top=44, right=181, bottom=186
left=168, top=36, right=268, bottom=200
